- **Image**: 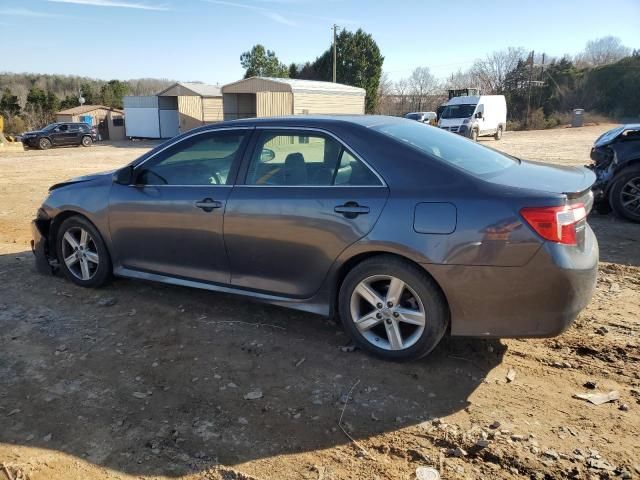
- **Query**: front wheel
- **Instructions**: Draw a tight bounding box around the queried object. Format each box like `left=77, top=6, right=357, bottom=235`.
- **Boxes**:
left=39, top=137, right=52, bottom=150
left=56, top=216, right=112, bottom=287
left=470, top=129, right=478, bottom=142
left=338, top=256, right=448, bottom=361
left=609, top=166, right=640, bottom=223
left=494, top=126, right=503, bottom=140
left=81, top=136, right=93, bottom=147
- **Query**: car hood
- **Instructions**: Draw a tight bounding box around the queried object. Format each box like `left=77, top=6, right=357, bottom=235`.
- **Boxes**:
left=22, top=130, right=45, bottom=136
left=49, top=170, right=116, bottom=191
left=486, top=160, right=595, bottom=197
left=593, top=124, right=640, bottom=148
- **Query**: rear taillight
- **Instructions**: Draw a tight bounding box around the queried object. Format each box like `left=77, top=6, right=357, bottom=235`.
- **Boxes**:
left=520, top=203, right=587, bottom=245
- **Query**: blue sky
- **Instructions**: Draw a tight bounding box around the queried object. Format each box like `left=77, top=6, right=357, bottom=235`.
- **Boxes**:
left=1, top=0, right=639, bottom=84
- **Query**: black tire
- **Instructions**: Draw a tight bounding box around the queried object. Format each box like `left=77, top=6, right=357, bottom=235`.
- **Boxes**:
left=56, top=216, right=112, bottom=288
left=81, top=136, right=93, bottom=147
left=39, top=137, right=52, bottom=150
left=470, top=129, right=478, bottom=142
left=608, top=165, right=640, bottom=223
left=494, top=126, right=503, bottom=140
left=338, top=255, right=449, bottom=361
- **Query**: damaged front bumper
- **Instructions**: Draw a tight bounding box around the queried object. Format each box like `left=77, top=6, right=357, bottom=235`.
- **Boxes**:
left=31, top=218, right=55, bottom=275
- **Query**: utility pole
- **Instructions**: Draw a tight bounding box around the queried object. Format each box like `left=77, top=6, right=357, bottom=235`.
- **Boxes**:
left=332, top=24, right=338, bottom=83
left=525, top=50, right=534, bottom=127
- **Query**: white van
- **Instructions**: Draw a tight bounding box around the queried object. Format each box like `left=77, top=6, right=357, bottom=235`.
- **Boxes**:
left=438, top=95, right=507, bottom=141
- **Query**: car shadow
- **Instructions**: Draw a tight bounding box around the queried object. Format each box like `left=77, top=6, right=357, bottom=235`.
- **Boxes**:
left=588, top=213, right=640, bottom=267
left=0, top=251, right=506, bottom=477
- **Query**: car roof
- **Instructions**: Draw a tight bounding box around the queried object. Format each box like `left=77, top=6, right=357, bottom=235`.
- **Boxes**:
left=198, top=114, right=410, bottom=131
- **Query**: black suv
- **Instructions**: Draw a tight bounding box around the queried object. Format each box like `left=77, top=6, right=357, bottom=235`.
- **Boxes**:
left=21, top=122, right=98, bottom=150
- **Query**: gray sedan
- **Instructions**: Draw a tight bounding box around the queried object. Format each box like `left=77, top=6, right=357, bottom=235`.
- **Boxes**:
left=31, top=116, right=598, bottom=361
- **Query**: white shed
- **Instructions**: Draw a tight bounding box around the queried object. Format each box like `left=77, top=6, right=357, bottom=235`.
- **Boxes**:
left=123, top=95, right=179, bottom=139
left=221, top=77, right=366, bottom=120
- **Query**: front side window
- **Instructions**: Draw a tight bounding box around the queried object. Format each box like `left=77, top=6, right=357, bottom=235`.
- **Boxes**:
left=56, top=124, right=68, bottom=132
left=245, top=130, right=382, bottom=186
left=136, top=131, right=246, bottom=186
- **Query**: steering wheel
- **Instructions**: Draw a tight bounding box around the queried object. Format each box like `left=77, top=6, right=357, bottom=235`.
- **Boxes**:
left=142, top=169, right=168, bottom=185
left=208, top=171, right=223, bottom=185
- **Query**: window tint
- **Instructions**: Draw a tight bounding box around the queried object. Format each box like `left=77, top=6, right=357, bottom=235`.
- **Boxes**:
left=373, top=120, right=516, bottom=177
left=245, top=131, right=382, bottom=186
left=68, top=124, right=80, bottom=132
left=334, top=150, right=382, bottom=186
left=56, top=124, right=68, bottom=132
left=137, top=131, right=246, bottom=186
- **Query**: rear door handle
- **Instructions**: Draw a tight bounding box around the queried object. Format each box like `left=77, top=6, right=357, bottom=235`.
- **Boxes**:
left=334, top=201, right=370, bottom=219
left=195, top=198, right=222, bottom=212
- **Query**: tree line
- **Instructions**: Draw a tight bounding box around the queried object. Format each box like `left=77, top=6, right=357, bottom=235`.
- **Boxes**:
left=241, top=34, right=638, bottom=128
left=0, top=74, right=173, bottom=133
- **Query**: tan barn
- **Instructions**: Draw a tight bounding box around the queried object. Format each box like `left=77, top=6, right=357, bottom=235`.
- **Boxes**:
left=156, top=82, right=223, bottom=133
left=221, top=77, right=366, bottom=120
left=56, top=105, right=125, bottom=140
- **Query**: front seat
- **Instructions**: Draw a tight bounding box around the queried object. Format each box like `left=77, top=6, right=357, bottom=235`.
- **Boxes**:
left=283, top=153, right=308, bottom=185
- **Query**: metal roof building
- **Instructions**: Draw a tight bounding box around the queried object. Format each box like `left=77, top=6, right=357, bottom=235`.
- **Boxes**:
left=221, top=77, right=366, bottom=120
left=156, top=82, right=223, bottom=132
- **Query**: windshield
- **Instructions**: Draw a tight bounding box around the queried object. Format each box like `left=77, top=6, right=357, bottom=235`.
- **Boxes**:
left=405, top=113, right=422, bottom=121
left=374, top=120, right=516, bottom=177
left=441, top=104, right=476, bottom=119
left=42, top=124, right=58, bottom=132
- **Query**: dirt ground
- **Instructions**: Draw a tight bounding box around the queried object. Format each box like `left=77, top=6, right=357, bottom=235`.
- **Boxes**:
left=0, top=125, right=638, bottom=480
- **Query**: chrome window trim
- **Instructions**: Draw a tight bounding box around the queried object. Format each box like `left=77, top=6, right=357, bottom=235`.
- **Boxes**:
left=247, top=126, right=388, bottom=188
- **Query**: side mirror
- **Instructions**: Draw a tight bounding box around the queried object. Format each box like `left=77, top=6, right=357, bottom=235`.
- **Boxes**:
left=476, top=112, right=483, bottom=119
left=114, top=165, right=134, bottom=185
left=260, top=148, right=276, bottom=162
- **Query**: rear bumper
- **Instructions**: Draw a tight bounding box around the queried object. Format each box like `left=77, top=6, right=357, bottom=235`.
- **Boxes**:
left=31, top=219, right=54, bottom=274
left=426, top=224, right=599, bottom=337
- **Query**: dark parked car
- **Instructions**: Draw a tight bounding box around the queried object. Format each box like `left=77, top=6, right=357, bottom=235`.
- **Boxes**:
left=31, top=116, right=598, bottom=361
left=589, top=124, right=640, bottom=223
left=21, top=122, right=98, bottom=150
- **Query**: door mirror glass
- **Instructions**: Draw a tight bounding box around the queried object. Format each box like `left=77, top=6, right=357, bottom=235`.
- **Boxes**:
left=260, top=148, right=276, bottom=162
left=476, top=111, right=483, bottom=119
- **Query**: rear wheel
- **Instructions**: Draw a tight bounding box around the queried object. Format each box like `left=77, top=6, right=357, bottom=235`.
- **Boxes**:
left=81, top=136, right=93, bottom=147
left=494, top=126, right=503, bottom=140
left=339, top=256, right=448, bottom=361
left=56, top=216, right=111, bottom=287
left=609, top=165, right=640, bottom=223
left=39, top=137, right=51, bottom=150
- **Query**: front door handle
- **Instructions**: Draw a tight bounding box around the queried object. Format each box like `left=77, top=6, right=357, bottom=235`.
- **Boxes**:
left=195, top=198, right=222, bottom=212
left=334, top=201, right=370, bottom=219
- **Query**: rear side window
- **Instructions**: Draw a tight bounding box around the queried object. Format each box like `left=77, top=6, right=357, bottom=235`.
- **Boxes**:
left=374, top=120, right=516, bottom=177
left=245, top=130, right=383, bottom=186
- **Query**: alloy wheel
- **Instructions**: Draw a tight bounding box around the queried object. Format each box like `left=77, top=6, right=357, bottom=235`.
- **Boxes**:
left=621, top=176, right=640, bottom=215
left=61, top=227, right=100, bottom=281
left=349, top=275, right=426, bottom=351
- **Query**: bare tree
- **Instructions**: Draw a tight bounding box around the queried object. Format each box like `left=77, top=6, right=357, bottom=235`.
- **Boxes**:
left=394, top=78, right=411, bottom=115
left=375, top=72, right=395, bottom=115
left=408, top=67, right=439, bottom=111
left=578, top=36, right=631, bottom=66
left=470, top=47, right=526, bottom=93
left=445, top=69, right=478, bottom=89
